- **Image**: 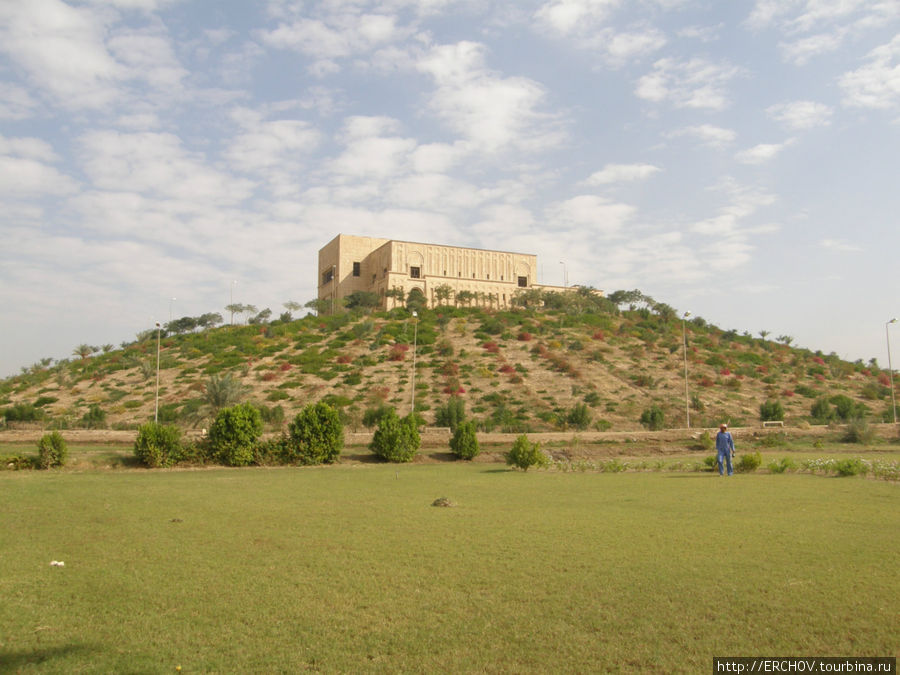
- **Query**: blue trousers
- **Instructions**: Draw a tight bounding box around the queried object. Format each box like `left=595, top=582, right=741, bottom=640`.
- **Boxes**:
left=717, top=449, right=733, bottom=476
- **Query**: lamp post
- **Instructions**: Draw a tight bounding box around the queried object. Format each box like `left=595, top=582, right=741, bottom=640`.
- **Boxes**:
left=682, top=311, right=691, bottom=429
left=559, top=260, right=568, bottom=288
left=411, top=310, right=418, bottom=417
left=230, top=280, right=237, bottom=325
left=887, top=318, right=898, bottom=424
left=331, top=265, right=336, bottom=315
left=154, top=321, right=161, bottom=424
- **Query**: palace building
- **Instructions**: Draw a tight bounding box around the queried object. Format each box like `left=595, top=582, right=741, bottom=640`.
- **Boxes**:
left=317, top=234, right=576, bottom=310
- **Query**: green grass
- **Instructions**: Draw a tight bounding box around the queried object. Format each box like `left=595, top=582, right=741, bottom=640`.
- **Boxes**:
left=1, top=465, right=897, bottom=673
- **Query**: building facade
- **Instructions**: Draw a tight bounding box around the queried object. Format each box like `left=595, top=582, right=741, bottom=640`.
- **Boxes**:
left=317, top=234, right=572, bottom=310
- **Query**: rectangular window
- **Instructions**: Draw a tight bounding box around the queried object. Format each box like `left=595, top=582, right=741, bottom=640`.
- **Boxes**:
left=323, top=269, right=334, bottom=284
left=352, top=262, right=361, bottom=277
left=410, top=266, right=421, bottom=279
left=518, top=276, right=527, bottom=287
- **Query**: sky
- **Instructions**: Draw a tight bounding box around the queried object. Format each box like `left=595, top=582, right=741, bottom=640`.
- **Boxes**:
left=1, top=0, right=899, bottom=378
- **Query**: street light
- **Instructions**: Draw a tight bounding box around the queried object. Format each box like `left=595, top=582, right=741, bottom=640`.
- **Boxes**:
left=682, top=311, right=691, bottom=429
left=559, top=260, right=568, bottom=288
left=230, top=280, right=237, bottom=325
left=411, top=310, right=418, bottom=417
left=155, top=321, right=161, bottom=424
left=887, top=318, right=897, bottom=424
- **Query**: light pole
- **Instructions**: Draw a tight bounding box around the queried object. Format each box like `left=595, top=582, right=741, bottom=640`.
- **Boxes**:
left=559, top=260, right=568, bottom=288
left=230, top=280, right=237, bottom=325
left=411, top=310, right=418, bottom=417
left=169, top=297, right=176, bottom=322
left=155, top=321, right=161, bottom=424
left=887, top=318, right=897, bottom=424
left=331, top=265, right=336, bottom=315
left=682, top=310, right=691, bottom=429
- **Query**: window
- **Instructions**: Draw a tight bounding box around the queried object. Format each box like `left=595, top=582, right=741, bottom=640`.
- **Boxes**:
left=352, top=262, right=361, bottom=277
left=518, top=276, right=527, bottom=288
left=410, top=266, right=421, bottom=279
left=323, top=269, right=334, bottom=284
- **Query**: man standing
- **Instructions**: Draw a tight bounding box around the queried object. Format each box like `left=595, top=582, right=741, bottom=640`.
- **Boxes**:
left=716, top=423, right=735, bottom=476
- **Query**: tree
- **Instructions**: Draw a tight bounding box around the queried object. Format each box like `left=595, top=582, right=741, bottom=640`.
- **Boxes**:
left=197, top=312, right=223, bottom=329
left=406, top=288, right=426, bottom=313
left=450, top=421, right=480, bottom=460
left=435, top=396, right=465, bottom=432
left=193, top=373, right=247, bottom=424
left=304, top=298, right=329, bottom=316
left=286, top=402, right=344, bottom=465
left=208, top=402, right=263, bottom=466
left=758, top=330, right=770, bottom=341
left=776, top=335, right=794, bottom=346
left=456, top=290, right=475, bottom=307
left=225, top=303, right=243, bottom=325
left=73, top=344, right=94, bottom=360
left=639, top=405, right=665, bottom=431
left=344, top=291, right=380, bottom=311
left=759, top=399, right=785, bottom=422
left=248, top=308, right=272, bottom=324
left=370, top=409, right=420, bottom=462
left=133, top=422, right=183, bottom=468
left=505, top=434, right=547, bottom=471
left=434, top=284, right=453, bottom=306
left=38, top=432, right=68, bottom=469
left=283, top=300, right=303, bottom=318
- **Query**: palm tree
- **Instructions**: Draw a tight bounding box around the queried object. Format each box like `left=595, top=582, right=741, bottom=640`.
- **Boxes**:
left=759, top=330, right=770, bottom=341
left=191, top=373, right=248, bottom=425
left=73, top=344, right=94, bottom=360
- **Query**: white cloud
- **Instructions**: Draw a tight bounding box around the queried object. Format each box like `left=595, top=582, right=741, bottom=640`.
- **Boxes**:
left=766, top=100, right=833, bottom=129
left=821, top=238, right=863, bottom=252
left=225, top=110, right=321, bottom=176
left=417, top=41, right=564, bottom=153
left=0, top=0, right=123, bottom=109
left=735, top=140, right=794, bottom=164
left=585, top=163, right=662, bottom=185
left=668, top=124, right=737, bottom=148
left=77, top=130, right=254, bottom=207
left=0, top=156, right=78, bottom=196
left=780, top=31, right=846, bottom=65
left=635, top=57, right=742, bottom=110
left=840, top=35, right=900, bottom=110
left=0, top=82, right=40, bottom=120
left=544, top=195, right=635, bottom=235
left=534, top=0, right=621, bottom=35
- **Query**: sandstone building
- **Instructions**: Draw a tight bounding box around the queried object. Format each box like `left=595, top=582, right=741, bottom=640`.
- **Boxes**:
left=317, top=234, right=573, bottom=310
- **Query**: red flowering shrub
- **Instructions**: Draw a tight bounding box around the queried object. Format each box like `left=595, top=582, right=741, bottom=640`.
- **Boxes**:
left=389, top=344, right=409, bottom=361
left=499, top=364, right=515, bottom=374
left=781, top=389, right=795, bottom=397
left=261, top=371, right=277, bottom=382
left=517, top=332, right=533, bottom=341
left=592, top=330, right=605, bottom=340
left=336, top=355, right=353, bottom=364
left=482, top=341, right=499, bottom=353
left=700, top=377, right=714, bottom=387
left=279, top=362, right=292, bottom=372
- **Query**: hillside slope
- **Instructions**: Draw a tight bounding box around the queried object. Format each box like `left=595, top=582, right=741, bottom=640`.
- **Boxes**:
left=1, top=302, right=893, bottom=434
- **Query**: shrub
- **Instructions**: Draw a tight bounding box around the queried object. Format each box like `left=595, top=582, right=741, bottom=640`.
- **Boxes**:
left=759, top=399, right=784, bottom=422
left=81, top=403, right=107, bottom=429
left=834, top=457, right=867, bottom=476
left=370, top=410, right=420, bottom=463
left=286, top=402, right=344, bottom=465
left=208, top=403, right=263, bottom=466
left=505, top=434, right=547, bottom=471
left=449, top=420, right=480, bottom=460
left=434, top=396, right=466, bottom=432
left=567, top=402, right=592, bottom=430
left=842, top=420, right=876, bottom=445
left=639, top=405, right=665, bottom=431
left=133, top=422, right=183, bottom=468
left=702, top=455, right=717, bottom=471
left=767, top=457, right=796, bottom=474
left=696, top=431, right=714, bottom=452
left=362, top=404, right=393, bottom=428
left=736, top=451, right=762, bottom=473
left=1, top=454, right=38, bottom=470
left=4, top=403, right=42, bottom=423
left=37, top=432, right=68, bottom=469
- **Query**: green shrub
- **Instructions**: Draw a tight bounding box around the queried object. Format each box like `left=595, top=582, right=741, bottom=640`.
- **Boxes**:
left=639, top=405, right=665, bottom=431
left=702, top=455, right=717, bottom=471
left=434, top=396, right=466, bottom=432
left=767, top=457, right=796, bottom=474
left=759, top=399, right=784, bottom=422
left=449, top=421, right=480, bottom=460
left=37, top=432, right=68, bottom=469
left=736, top=451, right=762, bottom=473
left=567, top=402, right=592, bottom=430
left=1, top=454, right=38, bottom=470
left=81, top=404, right=107, bottom=429
left=362, top=404, right=393, bottom=428
left=3, top=403, right=41, bottom=423
left=286, top=402, right=344, bottom=465
left=696, top=431, right=714, bottom=451
left=505, top=434, right=547, bottom=471
left=841, top=419, right=875, bottom=444
left=370, top=410, right=420, bottom=463
left=133, top=422, right=183, bottom=468
left=208, top=403, right=263, bottom=466
left=758, top=432, right=788, bottom=448
left=834, top=457, right=866, bottom=476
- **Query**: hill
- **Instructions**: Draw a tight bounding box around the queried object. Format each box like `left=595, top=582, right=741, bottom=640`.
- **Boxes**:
left=1, top=293, right=894, bottom=434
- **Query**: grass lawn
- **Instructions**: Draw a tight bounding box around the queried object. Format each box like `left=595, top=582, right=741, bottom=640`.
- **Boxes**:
left=1, top=463, right=897, bottom=673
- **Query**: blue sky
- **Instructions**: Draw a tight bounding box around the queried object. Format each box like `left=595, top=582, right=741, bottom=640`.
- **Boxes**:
left=1, top=0, right=899, bottom=377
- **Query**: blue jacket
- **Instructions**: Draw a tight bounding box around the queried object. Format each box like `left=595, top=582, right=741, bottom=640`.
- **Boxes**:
left=716, top=431, right=735, bottom=454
